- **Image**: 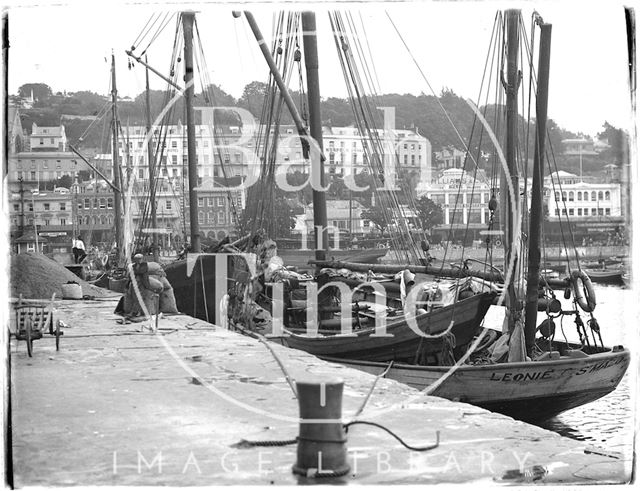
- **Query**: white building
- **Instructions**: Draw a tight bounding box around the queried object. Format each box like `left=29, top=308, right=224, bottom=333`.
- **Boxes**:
left=416, top=168, right=493, bottom=228
left=30, top=123, right=67, bottom=152
left=544, top=171, right=621, bottom=219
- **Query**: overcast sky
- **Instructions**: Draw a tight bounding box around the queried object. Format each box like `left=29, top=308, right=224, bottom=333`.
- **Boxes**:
left=4, top=0, right=634, bottom=137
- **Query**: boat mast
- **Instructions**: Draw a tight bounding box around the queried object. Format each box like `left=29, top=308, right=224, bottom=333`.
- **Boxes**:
left=182, top=11, right=201, bottom=253
left=524, top=19, right=552, bottom=355
left=301, top=11, right=328, bottom=261
left=145, top=55, right=158, bottom=261
left=110, top=53, right=123, bottom=265
left=502, top=10, right=521, bottom=331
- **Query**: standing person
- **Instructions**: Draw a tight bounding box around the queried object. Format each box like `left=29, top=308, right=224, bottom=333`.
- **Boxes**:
left=73, top=235, right=87, bottom=264
left=71, top=237, right=80, bottom=264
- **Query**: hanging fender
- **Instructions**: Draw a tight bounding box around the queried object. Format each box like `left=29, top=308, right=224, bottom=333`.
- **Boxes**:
left=570, top=270, right=596, bottom=313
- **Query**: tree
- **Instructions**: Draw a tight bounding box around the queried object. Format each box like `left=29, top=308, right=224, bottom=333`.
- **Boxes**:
left=598, top=121, right=627, bottom=165
left=415, top=196, right=443, bottom=231
left=237, top=81, right=268, bottom=120
left=18, top=83, right=52, bottom=101
left=273, top=197, right=296, bottom=238
left=361, top=204, right=391, bottom=235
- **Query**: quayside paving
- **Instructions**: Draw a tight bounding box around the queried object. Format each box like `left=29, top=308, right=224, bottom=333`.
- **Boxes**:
left=9, top=297, right=632, bottom=486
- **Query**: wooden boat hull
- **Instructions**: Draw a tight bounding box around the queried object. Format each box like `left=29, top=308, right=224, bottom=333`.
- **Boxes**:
left=322, top=345, right=630, bottom=422
left=278, top=248, right=389, bottom=270
left=584, top=269, right=625, bottom=285
left=164, top=254, right=232, bottom=323
left=272, top=292, right=496, bottom=362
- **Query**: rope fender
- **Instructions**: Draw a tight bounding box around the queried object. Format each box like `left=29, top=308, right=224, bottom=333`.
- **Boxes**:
left=570, top=270, right=596, bottom=313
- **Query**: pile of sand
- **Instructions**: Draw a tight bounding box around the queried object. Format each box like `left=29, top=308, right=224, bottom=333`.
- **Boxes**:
left=9, top=253, right=116, bottom=300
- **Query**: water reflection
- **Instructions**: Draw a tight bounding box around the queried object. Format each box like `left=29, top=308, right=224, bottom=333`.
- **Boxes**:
left=526, top=284, right=634, bottom=456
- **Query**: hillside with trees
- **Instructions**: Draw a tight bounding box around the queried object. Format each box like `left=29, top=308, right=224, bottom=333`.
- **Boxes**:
left=13, top=80, right=622, bottom=176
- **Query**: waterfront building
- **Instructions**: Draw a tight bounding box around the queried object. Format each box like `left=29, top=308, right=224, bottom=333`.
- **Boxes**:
left=194, top=176, right=246, bottom=242
left=543, top=170, right=625, bottom=243
left=416, top=168, right=494, bottom=243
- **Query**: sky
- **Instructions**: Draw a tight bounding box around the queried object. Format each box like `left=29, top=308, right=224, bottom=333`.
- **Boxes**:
left=3, top=0, right=634, bottom=137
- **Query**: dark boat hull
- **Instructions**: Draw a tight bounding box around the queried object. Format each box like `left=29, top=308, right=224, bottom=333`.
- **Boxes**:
left=271, top=292, right=496, bottom=362
left=584, top=269, right=625, bottom=285
left=164, top=254, right=232, bottom=323
left=278, top=248, right=389, bottom=270
left=321, top=343, right=630, bottom=422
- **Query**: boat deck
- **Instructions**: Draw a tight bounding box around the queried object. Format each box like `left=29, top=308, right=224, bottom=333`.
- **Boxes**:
left=9, top=297, right=632, bottom=485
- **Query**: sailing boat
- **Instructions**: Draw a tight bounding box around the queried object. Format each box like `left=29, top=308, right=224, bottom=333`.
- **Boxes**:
left=312, top=10, right=629, bottom=422
left=224, top=11, right=497, bottom=362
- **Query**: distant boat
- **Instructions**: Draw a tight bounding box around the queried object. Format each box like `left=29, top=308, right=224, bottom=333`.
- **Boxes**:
left=277, top=246, right=389, bottom=270
left=583, top=268, right=625, bottom=285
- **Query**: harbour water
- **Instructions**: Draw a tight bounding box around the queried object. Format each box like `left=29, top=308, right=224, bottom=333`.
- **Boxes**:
left=485, top=283, right=636, bottom=457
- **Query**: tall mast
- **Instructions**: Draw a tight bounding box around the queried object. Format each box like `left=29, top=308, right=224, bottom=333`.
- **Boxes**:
left=301, top=11, right=328, bottom=261
left=524, top=19, right=552, bottom=355
left=182, top=11, right=201, bottom=253
left=502, top=10, right=521, bottom=331
left=145, top=55, right=158, bottom=261
left=110, top=53, right=123, bottom=264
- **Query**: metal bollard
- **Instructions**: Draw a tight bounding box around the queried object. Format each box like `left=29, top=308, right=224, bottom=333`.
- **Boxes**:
left=292, top=379, right=350, bottom=478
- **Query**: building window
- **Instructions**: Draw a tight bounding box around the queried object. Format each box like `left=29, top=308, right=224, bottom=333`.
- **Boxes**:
left=411, top=155, right=415, bottom=165
left=99, top=198, right=106, bottom=209
left=569, top=209, right=574, bottom=215
left=577, top=208, right=582, bottom=216
left=60, top=202, right=66, bottom=211
left=44, top=219, right=50, bottom=226
left=44, top=203, right=50, bottom=211
left=562, top=209, right=567, bottom=215
left=217, top=197, right=225, bottom=207
left=84, top=198, right=91, bottom=209
left=403, top=155, right=408, bottom=164
left=606, top=208, right=611, bottom=215
left=166, top=200, right=172, bottom=210
left=207, top=197, right=214, bottom=207
left=30, top=171, right=36, bottom=180
left=198, top=197, right=204, bottom=207
left=591, top=191, right=596, bottom=201
left=138, top=169, right=144, bottom=179
left=217, top=211, right=225, bottom=224
left=598, top=208, right=603, bottom=216
left=584, top=208, right=588, bottom=216
left=591, top=208, right=596, bottom=216
left=13, top=204, right=19, bottom=211
left=577, top=191, right=582, bottom=201
left=561, top=191, right=567, bottom=201
left=598, top=191, right=603, bottom=200
left=568, top=191, right=574, bottom=201
left=204, top=140, right=209, bottom=148
left=555, top=209, right=559, bottom=216
left=198, top=212, right=204, bottom=224
left=554, top=191, right=559, bottom=201
left=60, top=218, right=66, bottom=225
left=172, top=155, right=178, bottom=164
left=605, top=191, right=610, bottom=200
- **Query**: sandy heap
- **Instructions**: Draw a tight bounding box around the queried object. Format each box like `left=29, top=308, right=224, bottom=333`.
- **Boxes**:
left=9, top=253, right=116, bottom=300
